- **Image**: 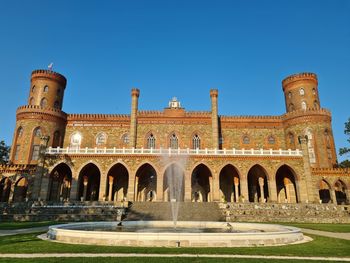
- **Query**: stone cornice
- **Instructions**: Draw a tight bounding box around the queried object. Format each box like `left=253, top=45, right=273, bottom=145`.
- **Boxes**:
left=0, top=164, right=36, bottom=174
left=312, top=168, right=350, bottom=177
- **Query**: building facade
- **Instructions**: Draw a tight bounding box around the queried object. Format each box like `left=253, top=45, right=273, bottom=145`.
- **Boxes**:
left=0, top=69, right=349, bottom=205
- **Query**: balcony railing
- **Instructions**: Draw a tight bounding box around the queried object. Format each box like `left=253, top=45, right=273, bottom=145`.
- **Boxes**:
left=46, top=147, right=302, bottom=157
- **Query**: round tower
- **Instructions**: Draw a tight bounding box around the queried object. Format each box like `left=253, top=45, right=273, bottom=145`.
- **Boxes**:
left=10, top=70, right=67, bottom=165
left=282, top=73, right=320, bottom=113
left=28, top=70, right=67, bottom=110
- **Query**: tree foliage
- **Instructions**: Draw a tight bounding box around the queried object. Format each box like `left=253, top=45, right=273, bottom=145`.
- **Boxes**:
left=0, top=140, right=10, bottom=165
left=339, top=159, right=350, bottom=168
left=339, top=118, right=350, bottom=156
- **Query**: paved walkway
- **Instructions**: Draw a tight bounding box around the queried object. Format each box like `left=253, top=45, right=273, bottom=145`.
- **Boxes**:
left=300, top=228, right=350, bottom=241
left=0, top=226, right=49, bottom=236
left=0, top=253, right=349, bottom=261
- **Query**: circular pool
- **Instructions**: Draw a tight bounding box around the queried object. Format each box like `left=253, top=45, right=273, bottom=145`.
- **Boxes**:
left=47, top=221, right=307, bottom=247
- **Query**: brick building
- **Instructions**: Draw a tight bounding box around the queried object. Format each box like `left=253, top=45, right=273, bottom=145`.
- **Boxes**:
left=0, top=69, right=349, bottom=205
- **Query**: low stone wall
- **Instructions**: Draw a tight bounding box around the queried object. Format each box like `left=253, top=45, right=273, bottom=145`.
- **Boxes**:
left=0, top=201, right=128, bottom=222
left=221, top=203, right=350, bottom=223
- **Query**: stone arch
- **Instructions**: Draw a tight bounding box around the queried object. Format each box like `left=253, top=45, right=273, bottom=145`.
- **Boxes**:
left=191, top=163, right=212, bottom=202
left=12, top=177, right=28, bottom=202
left=247, top=164, right=269, bottom=203
left=275, top=165, right=298, bottom=203
left=0, top=177, right=12, bottom=202
left=48, top=163, right=72, bottom=201
left=135, top=163, right=157, bottom=202
left=219, top=164, right=241, bottom=202
left=319, top=179, right=332, bottom=203
left=334, top=179, right=348, bottom=205
left=78, top=163, right=101, bottom=201
left=106, top=163, right=129, bottom=201
left=163, top=162, right=185, bottom=202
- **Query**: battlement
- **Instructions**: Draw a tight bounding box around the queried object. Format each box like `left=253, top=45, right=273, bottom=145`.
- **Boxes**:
left=312, top=167, right=350, bottom=176
left=31, top=69, right=67, bottom=87
left=282, top=72, right=317, bottom=90
left=282, top=108, right=331, bottom=121
left=0, top=164, right=36, bottom=173
left=67, top=113, right=130, bottom=120
left=16, top=105, right=67, bottom=120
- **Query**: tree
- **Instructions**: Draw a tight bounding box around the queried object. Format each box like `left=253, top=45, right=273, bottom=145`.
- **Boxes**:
left=0, top=140, right=10, bottom=165
left=339, top=159, right=350, bottom=168
left=339, top=118, right=350, bottom=156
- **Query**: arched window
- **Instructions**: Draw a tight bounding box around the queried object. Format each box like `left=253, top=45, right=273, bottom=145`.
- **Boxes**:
left=53, top=131, right=60, bottom=147
left=34, top=127, right=42, bottom=137
left=43, top=85, right=49, bottom=93
left=192, top=134, right=200, bottom=149
left=305, top=128, right=316, bottom=163
left=147, top=134, right=156, bottom=149
left=313, top=100, right=318, bottom=109
left=301, top=101, right=307, bottom=110
left=70, top=132, right=82, bottom=149
left=40, top=98, right=48, bottom=108
left=242, top=135, right=250, bottom=144
left=31, top=85, right=36, bottom=93
left=299, top=88, right=305, bottom=96
left=268, top=135, right=275, bottom=144
left=17, top=127, right=23, bottom=138
left=312, top=88, right=316, bottom=95
left=121, top=133, right=129, bottom=145
left=96, top=132, right=107, bottom=145
left=29, top=97, right=35, bottom=105
left=288, top=92, right=292, bottom=98
left=289, top=103, right=295, bottom=111
left=288, top=132, right=294, bottom=145
left=54, top=101, right=60, bottom=109
left=170, top=133, right=178, bottom=149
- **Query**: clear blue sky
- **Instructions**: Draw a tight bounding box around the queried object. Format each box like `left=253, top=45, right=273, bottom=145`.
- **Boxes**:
left=0, top=0, right=349, bottom=161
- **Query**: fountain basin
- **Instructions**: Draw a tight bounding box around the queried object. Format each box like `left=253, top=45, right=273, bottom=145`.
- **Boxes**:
left=46, top=221, right=307, bottom=247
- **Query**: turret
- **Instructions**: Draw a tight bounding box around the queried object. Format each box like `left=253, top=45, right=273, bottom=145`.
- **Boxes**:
left=28, top=69, right=67, bottom=110
left=10, top=69, right=67, bottom=164
left=282, top=73, right=320, bottom=113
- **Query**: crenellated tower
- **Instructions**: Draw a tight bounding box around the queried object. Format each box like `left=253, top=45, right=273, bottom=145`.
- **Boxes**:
left=282, top=72, right=337, bottom=168
left=282, top=72, right=320, bottom=112
left=10, top=70, right=68, bottom=165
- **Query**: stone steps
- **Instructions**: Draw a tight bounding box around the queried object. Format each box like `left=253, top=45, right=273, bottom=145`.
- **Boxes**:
left=125, top=202, right=225, bottom=221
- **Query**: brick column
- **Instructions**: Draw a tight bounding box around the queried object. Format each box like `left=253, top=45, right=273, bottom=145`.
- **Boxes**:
left=156, top=173, right=163, bottom=202
left=240, top=177, right=248, bottom=203
left=99, top=173, right=108, bottom=202
left=184, top=171, right=192, bottom=202
left=234, top=177, right=239, bottom=203
left=129, top=88, right=139, bottom=148
left=210, top=89, right=219, bottom=149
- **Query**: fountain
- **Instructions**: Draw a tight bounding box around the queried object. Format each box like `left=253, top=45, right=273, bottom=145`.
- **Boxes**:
left=45, top=155, right=309, bottom=247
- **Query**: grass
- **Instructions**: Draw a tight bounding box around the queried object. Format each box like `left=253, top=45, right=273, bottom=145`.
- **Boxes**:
left=0, top=221, right=64, bottom=230
left=0, top=258, right=346, bottom=263
left=281, top=223, right=350, bottom=233
left=0, top=232, right=349, bottom=257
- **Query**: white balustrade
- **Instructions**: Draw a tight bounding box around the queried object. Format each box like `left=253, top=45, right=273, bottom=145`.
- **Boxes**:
left=45, top=147, right=302, bottom=157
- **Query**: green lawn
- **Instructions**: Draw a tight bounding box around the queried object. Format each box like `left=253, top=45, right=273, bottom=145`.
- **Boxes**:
left=0, top=221, right=64, bottom=230
left=0, top=232, right=349, bottom=258
left=0, top=258, right=346, bottom=263
left=281, top=223, right=350, bottom=233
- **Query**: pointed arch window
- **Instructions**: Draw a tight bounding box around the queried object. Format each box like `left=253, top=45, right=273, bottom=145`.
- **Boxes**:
left=170, top=133, right=178, bottom=149
left=299, top=88, right=305, bottom=96
left=29, top=97, right=35, bottom=105
left=147, top=134, right=156, bottom=149
left=53, top=131, right=60, bottom=147
left=268, top=135, right=275, bottom=144
left=289, top=103, right=295, bottom=111
left=96, top=132, right=107, bottom=145
left=192, top=134, right=201, bottom=149
left=34, top=127, right=42, bottom=137
left=40, top=98, right=48, bottom=108
left=31, top=85, right=36, bottom=93
left=313, top=100, right=319, bottom=109
left=17, top=127, right=23, bottom=138
left=288, top=132, right=295, bottom=148
left=43, top=85, right=49, bottom=93
left=70, top=132, right=82, bottom=149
